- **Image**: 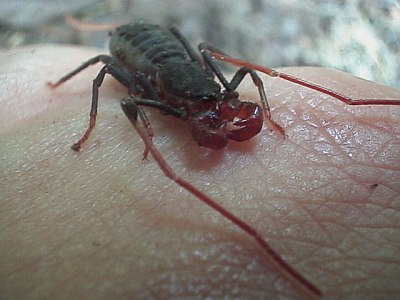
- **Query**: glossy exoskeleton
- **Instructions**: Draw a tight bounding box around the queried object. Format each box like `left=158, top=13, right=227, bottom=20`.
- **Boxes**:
left=49, top=22, right=283, bottom=152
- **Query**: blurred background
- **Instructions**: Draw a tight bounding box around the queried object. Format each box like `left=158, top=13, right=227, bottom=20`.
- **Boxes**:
left=1, top=0, right=399, bottom=88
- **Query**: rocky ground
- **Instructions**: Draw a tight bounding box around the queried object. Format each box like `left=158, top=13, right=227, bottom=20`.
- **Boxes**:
left=1, top=0, right=399, bottom=88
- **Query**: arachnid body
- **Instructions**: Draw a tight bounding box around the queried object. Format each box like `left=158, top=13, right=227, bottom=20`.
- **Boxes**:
left=50, top=23, right=283, bottom=152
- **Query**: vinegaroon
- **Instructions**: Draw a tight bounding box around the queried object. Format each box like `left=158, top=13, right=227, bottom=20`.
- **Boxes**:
left=48, top=22, right=400, bottom=298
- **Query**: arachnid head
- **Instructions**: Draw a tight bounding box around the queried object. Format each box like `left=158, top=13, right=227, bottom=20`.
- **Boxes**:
left=188, top=93, right=264, bottom=149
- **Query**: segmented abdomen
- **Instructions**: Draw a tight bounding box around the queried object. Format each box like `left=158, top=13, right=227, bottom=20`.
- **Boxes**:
left=109, top=23, right=188, bottom=74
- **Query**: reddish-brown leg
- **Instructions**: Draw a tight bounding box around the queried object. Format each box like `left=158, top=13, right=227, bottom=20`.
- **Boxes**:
left=65, top=16, right=119, bottom=32
left=209, top=51, right=400, bottom=105
left=120, top=97, right=322, bottom=298
left=47, top=55, right=122, bottom=151
left=48, top=57, right=157, bottom=153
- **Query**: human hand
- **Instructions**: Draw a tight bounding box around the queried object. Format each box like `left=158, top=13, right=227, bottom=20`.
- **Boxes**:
left=1, top=45, right=399, bottom=299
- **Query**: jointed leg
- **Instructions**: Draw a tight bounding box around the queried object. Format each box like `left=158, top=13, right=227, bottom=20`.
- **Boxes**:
left=120, top=97, right=322, bottom=298
left=199, top=43, right=285, bottom=135
left=121, top=96, right=187, bottom=120
left=69, top=63, right=131, bottom=151
left=120, top=96, right=187, bottom=158
left=198, top=42, right=232, bottom=90
left=229, top=67, right=285, bottom=135
left=48, top=54, right=134, bottom=151
left=49, top=54, right=174, bottom=151
left=127, top=71, right=188, bottom=149
left=47, top=55, right=115, bottom=88
left=209, top=50, right=400, bottom=106
left=169, top=26, right=202, bottom=65
left=170, top=27, right=214, bottom=78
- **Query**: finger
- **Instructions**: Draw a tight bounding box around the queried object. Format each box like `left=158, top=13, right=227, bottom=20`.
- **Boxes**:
left=1, top=45, right=399, bottom=299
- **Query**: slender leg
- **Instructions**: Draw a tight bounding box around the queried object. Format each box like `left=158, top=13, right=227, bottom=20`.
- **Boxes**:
left=169, top=27, right=214, bottom=77
left=131, top=72, right=161, bottom=101
left=121, top=96, right=187, bottom=120
left=209, top=50, right=400, bottom=106
left=120, top=96, right=187, bottom=159
left=69, top=63, right=131, bottom=151
left=47, top=54, right=136, bottom=151
left=49, top=54, right=178, bottom=152
left=47, top=55, right=116, bottom=88
left=127, top=71, right=185, bottom=155
left=199, top=43, right=285, bottom=135
left=169, top=26, right=202, bottom=64
left=229, top=67, right=285, bottom=135
left=120, top=98, right=322, bottom=298
left=198, top=42, right=232, bottom=90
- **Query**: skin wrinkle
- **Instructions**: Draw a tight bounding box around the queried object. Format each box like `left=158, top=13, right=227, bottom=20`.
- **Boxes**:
left=294, top=116, right=397, bottom=194
left=299, top=162, right=397, bottom=186
left=296, top=199, right=391, bottom=255
left=312, top=124, right=354, bottom=162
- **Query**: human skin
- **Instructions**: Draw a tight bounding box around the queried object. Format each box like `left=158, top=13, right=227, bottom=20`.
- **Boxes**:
left=0, top=45, right=399, bottom=299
